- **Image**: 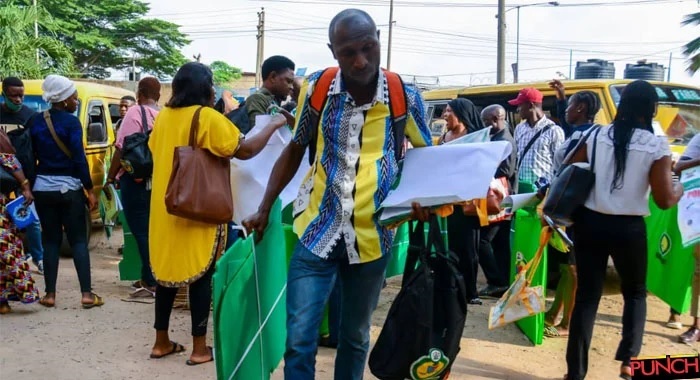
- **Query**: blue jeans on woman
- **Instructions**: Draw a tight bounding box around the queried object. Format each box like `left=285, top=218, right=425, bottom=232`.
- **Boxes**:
left=24, top=219, right=44, bottom=264
left=284, top=241, right=388, bottom=380
left=119, top=174, right=156, bottom=287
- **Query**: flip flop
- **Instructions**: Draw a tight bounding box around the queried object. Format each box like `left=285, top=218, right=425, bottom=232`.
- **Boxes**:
left=82, top=293, right=105, bottom=309
left=150, top=341, right=186, bottom=359
left=39, top=296, right=55, bottom=308
left=544, top=325, right=569, bottom=338
left=186, top=346, right=214, bottom=366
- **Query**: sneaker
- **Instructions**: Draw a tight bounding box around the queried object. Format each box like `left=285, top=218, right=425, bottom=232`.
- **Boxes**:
left=679, top=327, right=700, bottom=344
left=35, top=260, right=44, bottom=275
left=468, top=297, right=483, bottom=305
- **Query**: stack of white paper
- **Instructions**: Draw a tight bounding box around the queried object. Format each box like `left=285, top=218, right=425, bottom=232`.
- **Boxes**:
left=378, top=140, right=512, bottom=225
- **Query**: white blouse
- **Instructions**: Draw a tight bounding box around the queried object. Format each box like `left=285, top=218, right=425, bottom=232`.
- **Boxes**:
left=584, top=124, right=670, bottom=216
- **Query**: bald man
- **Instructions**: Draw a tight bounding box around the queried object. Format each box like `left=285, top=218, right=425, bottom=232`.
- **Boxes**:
left=477, top=104, right=518, bottom=298
left=244, top=8, right=432, bottom=379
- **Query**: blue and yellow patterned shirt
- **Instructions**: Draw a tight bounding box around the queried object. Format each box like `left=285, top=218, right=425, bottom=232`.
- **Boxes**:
left=292, top=68, right=432, bottom=264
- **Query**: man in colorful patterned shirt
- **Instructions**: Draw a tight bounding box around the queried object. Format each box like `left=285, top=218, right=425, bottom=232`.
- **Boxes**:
left=244, top=8, right=432, bottom=379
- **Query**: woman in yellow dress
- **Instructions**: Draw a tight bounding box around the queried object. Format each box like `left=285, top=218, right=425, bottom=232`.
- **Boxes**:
left=148, top=62, right=293, bottom=365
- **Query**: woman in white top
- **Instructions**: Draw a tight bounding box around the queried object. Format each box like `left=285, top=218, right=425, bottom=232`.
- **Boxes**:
left=563, top=80, right=683, bottom=380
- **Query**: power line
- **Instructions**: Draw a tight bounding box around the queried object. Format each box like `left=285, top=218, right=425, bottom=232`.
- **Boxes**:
left=253, top=0, right=691, bottom=7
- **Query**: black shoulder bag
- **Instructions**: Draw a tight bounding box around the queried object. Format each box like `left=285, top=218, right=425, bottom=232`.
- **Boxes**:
left=542, top=126, right=602, bottom=227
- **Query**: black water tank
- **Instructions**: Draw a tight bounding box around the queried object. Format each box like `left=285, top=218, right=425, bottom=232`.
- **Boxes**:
left=575, top=59, right=615, bottom=79
left=624, top=60, right=665, bottom=81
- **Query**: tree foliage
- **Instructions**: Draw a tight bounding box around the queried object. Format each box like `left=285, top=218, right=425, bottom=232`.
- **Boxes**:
left=9, top=0, right=190, bottom=79
left=683, top=12, right=700, bottom=75
left=210, top=61, right=242, bottom=86
left=0, top=4, right=74, bottom=79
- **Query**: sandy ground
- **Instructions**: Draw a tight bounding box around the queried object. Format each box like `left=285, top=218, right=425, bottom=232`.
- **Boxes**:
left=2, top=227, right=699, bottom=380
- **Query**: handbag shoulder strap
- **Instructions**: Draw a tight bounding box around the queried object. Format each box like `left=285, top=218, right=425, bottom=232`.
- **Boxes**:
left=561, top=125, right=599, bottom=167
left=139, top=105, right=149, bottom=134
left=43, top=110, right=72, bottom=158
left=590, top=126, right=602, bottom=173
left=517, top=125, right=551, bottom=170
left=188, top=106, right=204, bottom=147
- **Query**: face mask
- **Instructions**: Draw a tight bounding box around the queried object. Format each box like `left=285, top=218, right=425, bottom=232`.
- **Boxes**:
left=2, top=93, right=22, bottom=112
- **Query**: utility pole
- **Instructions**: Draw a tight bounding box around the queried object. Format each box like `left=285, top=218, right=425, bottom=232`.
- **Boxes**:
left=515, top=6, right=521, bottom=83
left=668, top=52, right=673, bottom=82
left=387, top=0, right=395, bottom=71
left=34, top=0, right=39, bottom=64
left=255, top=8, right=265, bottom=89
left=132, top=54, right=137, bottom=91
left=569, top=50, right=573, bottom=79
left=496, top=0, right=506, bottom=84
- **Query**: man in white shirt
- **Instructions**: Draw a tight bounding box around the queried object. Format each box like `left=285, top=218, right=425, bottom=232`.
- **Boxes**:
left=509, top=88, right=565, bottom=193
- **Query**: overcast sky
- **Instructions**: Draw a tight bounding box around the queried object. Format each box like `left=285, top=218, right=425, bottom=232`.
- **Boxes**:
left=143, top=0, right=700, bottom=89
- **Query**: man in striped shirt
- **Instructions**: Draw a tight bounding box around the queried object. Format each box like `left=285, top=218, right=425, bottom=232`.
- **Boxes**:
left=510, top=88, right=565, bottom=193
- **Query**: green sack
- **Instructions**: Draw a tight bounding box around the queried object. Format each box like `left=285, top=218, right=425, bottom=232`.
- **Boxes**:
left=510, top=208, right=548, bottom=346
left=117, top=191, right=141, bottom=281
left=645, top=199, right=694, bottom=314
left=386, top=223, right=409, bottom=278
left=213, top=199, right=287, bottom=380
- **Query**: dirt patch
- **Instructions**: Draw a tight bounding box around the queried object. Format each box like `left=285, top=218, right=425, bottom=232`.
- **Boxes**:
left=2, top=227, right=698, bottom=380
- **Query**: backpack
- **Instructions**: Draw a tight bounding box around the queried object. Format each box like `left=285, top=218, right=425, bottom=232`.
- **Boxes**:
left=7, top=127, right=35, bottom=184
left=120, top=105, right=153, bottom=181
left=369, top=218, right=467, bottom=380
left=306, top=67, right=408, bottom=166
left=226, top=100, right=251, bottom=134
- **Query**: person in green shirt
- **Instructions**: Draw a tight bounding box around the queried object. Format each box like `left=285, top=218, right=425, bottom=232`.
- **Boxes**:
left=246, top=55, right=296, bottom=131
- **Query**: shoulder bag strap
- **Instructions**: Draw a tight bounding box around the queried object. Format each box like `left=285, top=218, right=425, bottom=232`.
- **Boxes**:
left=561, top=125, right=600, bottom=168
left=590, top=126, right=602, bottom=173
left=188, top=107, right=204, bottom=147
left=139, top=105, right=148, bottom=134
left=517, top=125, right=551, bottom=171
left=383, top=70, right=408, bottom=162
left=307, top=68, right=338, bottom=166
left=43, top=110, right=72, bottom=158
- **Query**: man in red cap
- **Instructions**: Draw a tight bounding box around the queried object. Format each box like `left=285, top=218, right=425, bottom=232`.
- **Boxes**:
left=509, top=87, right=565, bottom=193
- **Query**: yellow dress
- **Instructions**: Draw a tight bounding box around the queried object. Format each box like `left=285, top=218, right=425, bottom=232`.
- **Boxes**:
left=148, top=105, right=241, bottom=287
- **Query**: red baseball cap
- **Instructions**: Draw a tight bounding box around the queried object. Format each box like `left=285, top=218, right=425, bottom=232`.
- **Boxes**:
left=508, top=87, right=543, bottom=106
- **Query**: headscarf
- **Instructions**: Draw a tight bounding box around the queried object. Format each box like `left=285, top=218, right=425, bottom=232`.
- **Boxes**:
left=448, top=98, right=485, bottom=133
left=41, top=75, right=76, bottom=104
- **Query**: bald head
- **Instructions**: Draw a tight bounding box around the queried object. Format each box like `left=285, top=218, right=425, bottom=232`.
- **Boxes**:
left=328, top=9, right=376, bottom=44
left=481, top=104, right=507, bottom=133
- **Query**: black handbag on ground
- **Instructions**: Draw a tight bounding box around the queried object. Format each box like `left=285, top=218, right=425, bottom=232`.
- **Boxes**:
left=368, top=217, right=467, bottom=380
left=542, top=126, right=601, bottom=227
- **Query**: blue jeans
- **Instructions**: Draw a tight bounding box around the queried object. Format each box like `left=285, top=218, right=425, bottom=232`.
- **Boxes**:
left=119, top=175, right=155, bottom=287
left=285, top=242, right=389, bottom=380
left=24, top=219, right=44, bottom=263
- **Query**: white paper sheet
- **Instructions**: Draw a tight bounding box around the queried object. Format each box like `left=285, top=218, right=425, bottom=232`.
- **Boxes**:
left=230, top=127, right=311, bottom=224
left=379, top=141, right=512, bottom=214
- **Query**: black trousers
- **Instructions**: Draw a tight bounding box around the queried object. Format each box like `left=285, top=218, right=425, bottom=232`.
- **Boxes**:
left=154, top=263, right=215, bottom=337
left=566, top=208, right=647, bottom=380
left=447, top=212, right=480, bottom=301
left=478, top=220, right=511, bottom=287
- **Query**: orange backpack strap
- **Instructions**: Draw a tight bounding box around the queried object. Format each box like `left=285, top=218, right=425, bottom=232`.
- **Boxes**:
left=307, top=67, right=339, bottom=166
left=383, top=69, right=408, bottom=161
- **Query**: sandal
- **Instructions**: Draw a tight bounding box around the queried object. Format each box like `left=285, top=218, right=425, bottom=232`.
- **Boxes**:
left=82, top=293, right=105, bottom=309
left=186, top=346, right=214, bottom=366
left=39, top=296, right=55, bottom=308
left=150, top=341, right=185, bottom=359
left=544, top=325, right=569, bottom=338
left=0, top=303, right=11, bottom=314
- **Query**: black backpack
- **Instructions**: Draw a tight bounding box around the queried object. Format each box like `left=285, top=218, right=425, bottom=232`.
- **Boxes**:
left=369, top=218, right=467, bottom=380
left=7, top=127, right=35, bottom=184
left=120, top=105, right=153, bottom=181
left=226, top=100, right=251, bottom=134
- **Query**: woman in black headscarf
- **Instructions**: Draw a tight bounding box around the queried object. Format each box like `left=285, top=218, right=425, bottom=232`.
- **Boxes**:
left=439, top=98, right=486, bottom=305
left=438, top=98, right=486, bottom=144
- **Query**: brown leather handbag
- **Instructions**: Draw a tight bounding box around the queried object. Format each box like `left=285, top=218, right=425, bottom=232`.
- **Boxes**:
left=165, top=106, right=233, bottom=224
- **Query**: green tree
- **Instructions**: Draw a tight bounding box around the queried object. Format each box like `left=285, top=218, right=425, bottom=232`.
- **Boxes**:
left=9, top=0, right=189, bottom=79
left=683, top=12, right=700, bottom=74
left=0, top=4, right=74, bottom=79
left=210, top=61, right=242, bottom=86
